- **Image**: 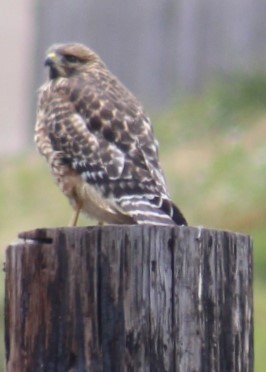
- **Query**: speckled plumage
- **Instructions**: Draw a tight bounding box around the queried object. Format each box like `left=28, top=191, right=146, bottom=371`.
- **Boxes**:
left=35, top=43, right=187, bottom=226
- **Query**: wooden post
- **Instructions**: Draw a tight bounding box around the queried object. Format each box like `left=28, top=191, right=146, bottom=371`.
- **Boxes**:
left=5, top=225, right=253, bottom=371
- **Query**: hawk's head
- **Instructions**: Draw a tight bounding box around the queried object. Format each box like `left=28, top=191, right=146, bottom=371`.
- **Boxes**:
left=44, top=43, right=102, bottom=80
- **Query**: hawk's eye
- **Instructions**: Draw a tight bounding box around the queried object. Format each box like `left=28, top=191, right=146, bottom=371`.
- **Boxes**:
left=64, top=55, right=80, bottom=63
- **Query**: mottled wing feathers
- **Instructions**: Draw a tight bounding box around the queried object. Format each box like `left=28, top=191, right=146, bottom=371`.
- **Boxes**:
left=38, top=84, right=124, bottom=182
left=70, top=70, right=167, bottom=193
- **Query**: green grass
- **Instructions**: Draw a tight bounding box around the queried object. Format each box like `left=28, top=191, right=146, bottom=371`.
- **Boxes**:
left=254, top=282, right=266, bottom=372
left=1, top=74, right=266, bottom=369
left=155, top=73, right=266, bottom=147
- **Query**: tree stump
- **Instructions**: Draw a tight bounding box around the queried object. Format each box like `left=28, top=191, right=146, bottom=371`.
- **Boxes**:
left=5, top=225, right=253, bottom=371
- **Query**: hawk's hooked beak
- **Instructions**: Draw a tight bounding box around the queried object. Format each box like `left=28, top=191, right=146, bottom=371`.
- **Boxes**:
left=44, top=51, right=63, bottom=79
left=44, top=52, right=59, bottom=67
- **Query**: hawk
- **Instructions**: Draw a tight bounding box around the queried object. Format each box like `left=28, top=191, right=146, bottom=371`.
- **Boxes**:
left=35, top=43, right=187, bottom=226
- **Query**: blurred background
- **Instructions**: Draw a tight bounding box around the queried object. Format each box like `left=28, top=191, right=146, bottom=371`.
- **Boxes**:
left=1, top=0, right=266, bottom=369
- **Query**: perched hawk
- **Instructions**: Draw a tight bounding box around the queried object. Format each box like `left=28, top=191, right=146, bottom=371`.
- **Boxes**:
left=35, top=43, right=187, bottom=226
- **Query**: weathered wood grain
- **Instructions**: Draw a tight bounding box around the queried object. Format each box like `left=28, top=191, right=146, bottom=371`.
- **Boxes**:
left=5, top=225, right=253, bottom=371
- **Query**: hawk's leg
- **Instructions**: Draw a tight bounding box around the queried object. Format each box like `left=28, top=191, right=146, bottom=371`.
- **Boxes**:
left=69, top=205, right=81, bottom=227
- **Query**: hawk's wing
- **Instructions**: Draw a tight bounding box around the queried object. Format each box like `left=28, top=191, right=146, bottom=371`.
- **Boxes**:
left=38, top=76, right=167, bottom=192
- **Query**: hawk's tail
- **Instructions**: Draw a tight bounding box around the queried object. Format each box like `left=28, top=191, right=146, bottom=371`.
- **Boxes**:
left=117, top=195, right=187, bottom=226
